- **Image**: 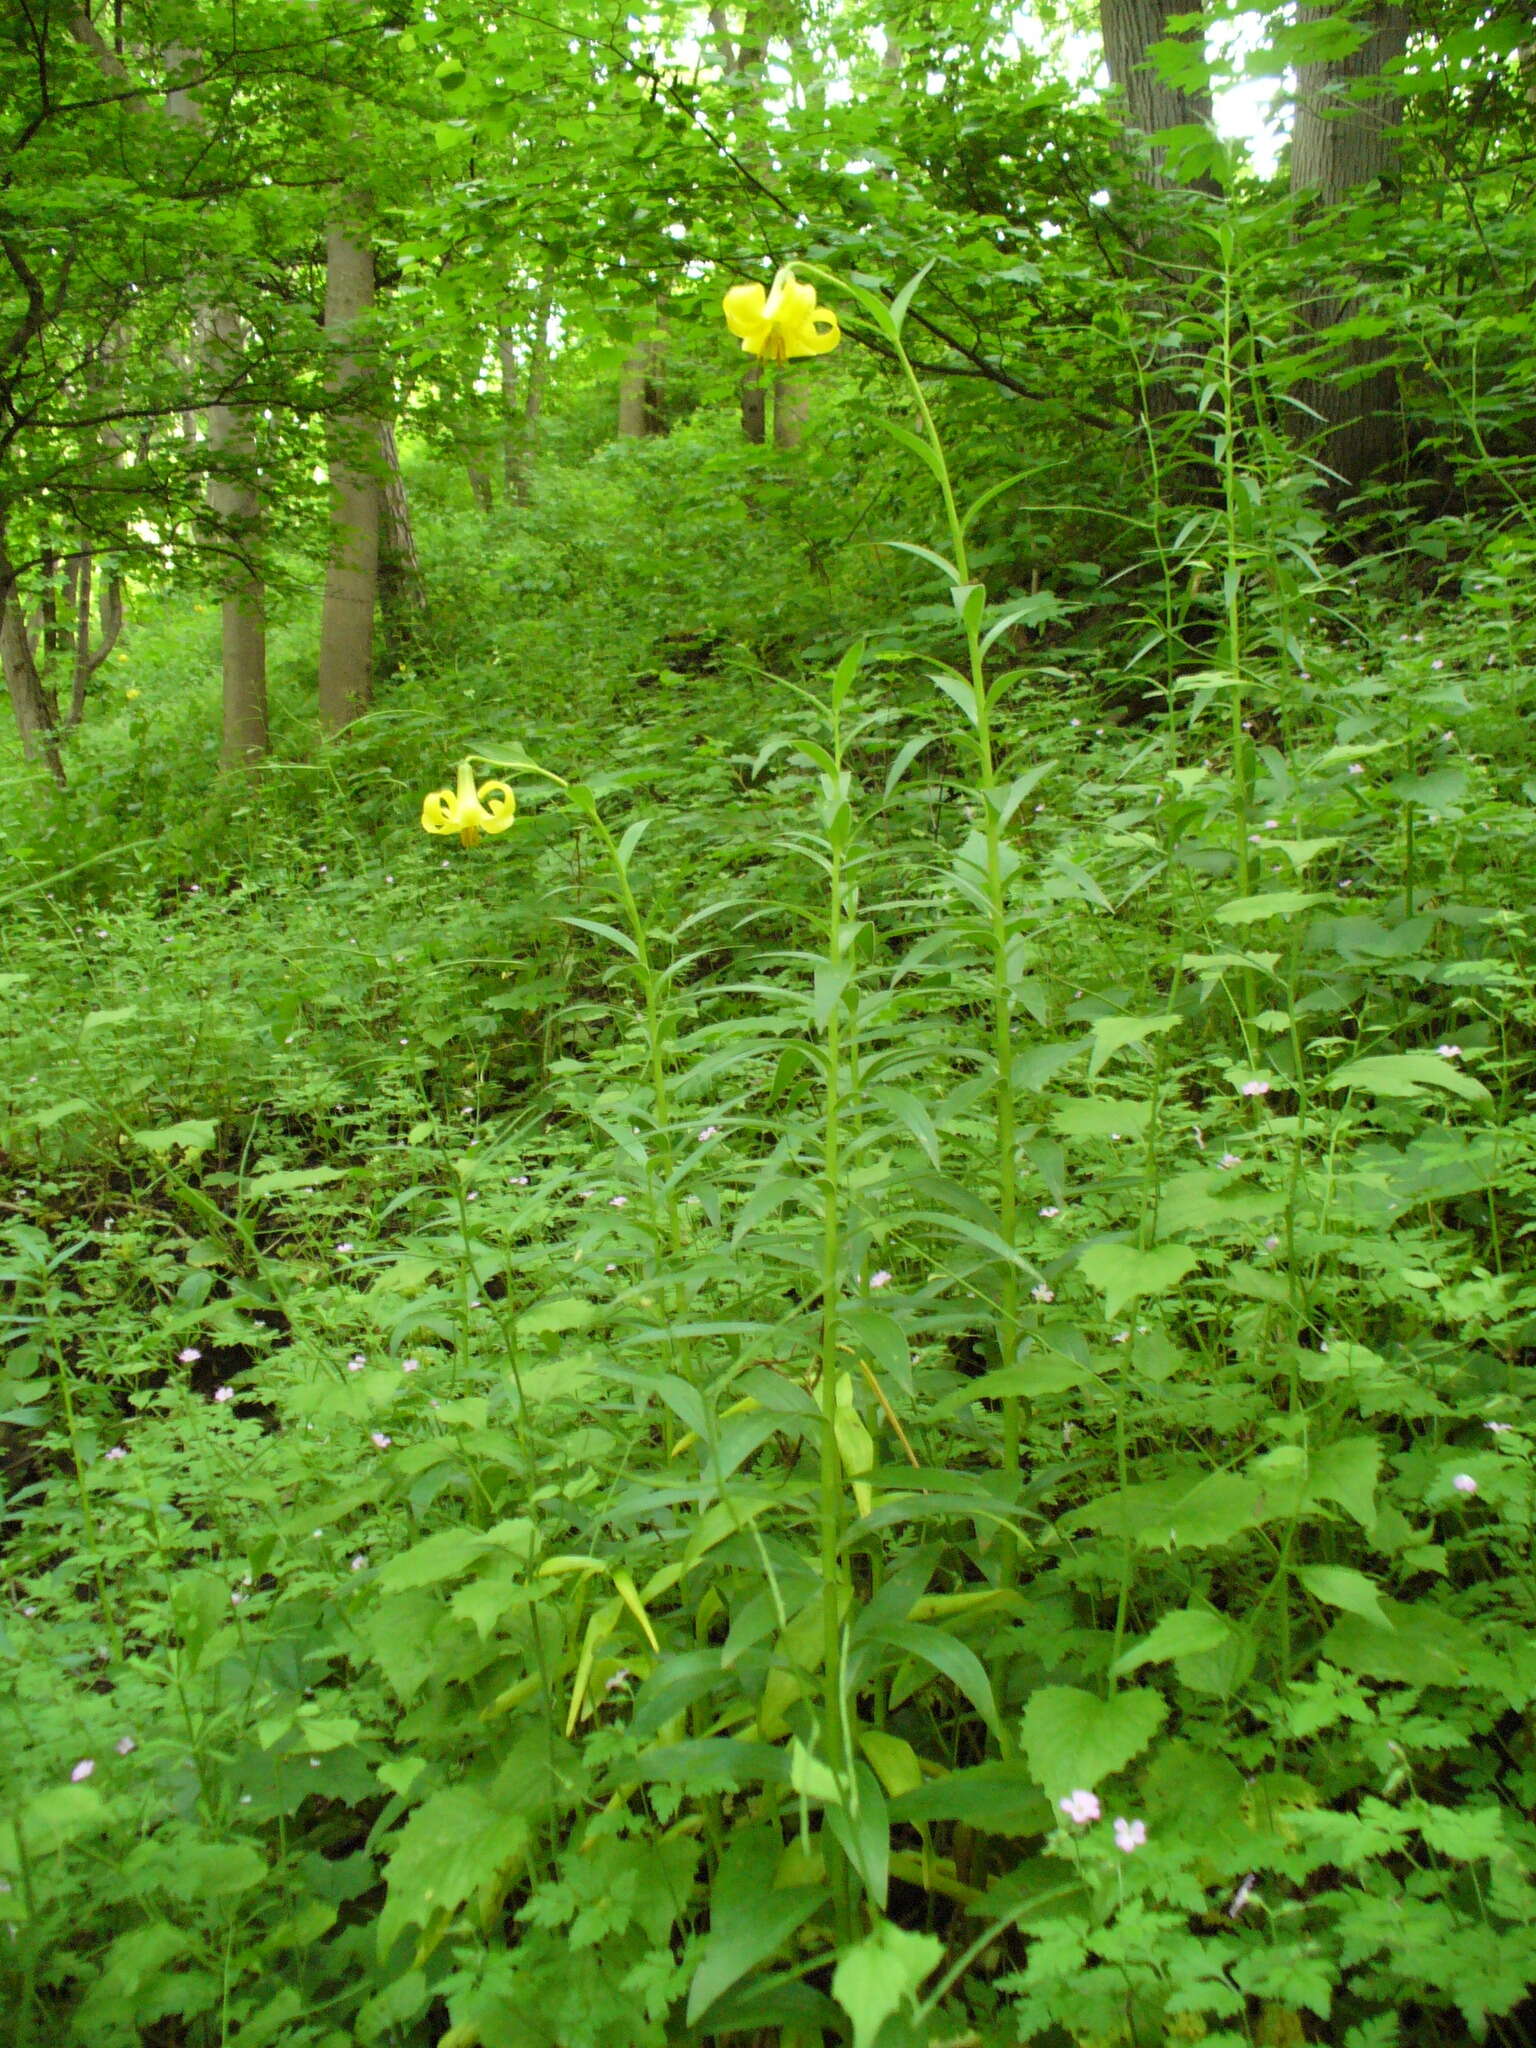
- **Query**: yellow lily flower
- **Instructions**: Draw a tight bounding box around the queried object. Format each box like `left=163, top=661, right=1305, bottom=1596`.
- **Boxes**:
left=420, top=760, right=516, bottom=848
left=722, top=266, right=840, bottom=364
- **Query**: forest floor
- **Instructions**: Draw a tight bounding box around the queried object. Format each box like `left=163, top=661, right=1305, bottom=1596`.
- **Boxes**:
left=2, top=438, right=1534, bottom=2048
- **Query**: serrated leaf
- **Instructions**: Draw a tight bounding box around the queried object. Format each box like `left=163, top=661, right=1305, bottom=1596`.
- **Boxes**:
left=1297, top=1564, right=1392, bottom=1630
left=1088, top=1013, right=1180, bottom=1077
left=1112, top=1606, right=1233, bottom=1675
left=831, top=1920, right=943, bottom=2048
left=1020, top=1684, right=1166, bottom=1796
left=1077, top=1241, right=1197, bottom=1320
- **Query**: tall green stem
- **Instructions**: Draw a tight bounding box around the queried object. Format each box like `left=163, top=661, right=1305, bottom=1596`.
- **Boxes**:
left=885, top=332, right=1023, bottom=1576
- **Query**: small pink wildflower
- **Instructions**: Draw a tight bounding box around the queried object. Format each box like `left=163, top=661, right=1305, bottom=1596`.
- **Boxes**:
left=212, top=1386, right=234, bottom=1404
left=346, top=1355, right=366, bottom=1372
left=178, top=1346, right=201, bottom=1364
left=1452, top=1473, right=1478, bottom=1496
left=1032, top=1284, right=1055, bottom=1304
left=336, top=1242, right=353, bottom=1254
left=610, top=1196, right=627, bottom=1208
left=115, top=1736, right=135, bottom=1756
left=1485, top=1420, right=1512, bottom=1435
left=1113, top=1816, right=1147, bottom=1853
left=103, top=1445, right=127, bottom=1462
left=70, top=1759, right=94, bottom=1783
left=371, top=1432, right=392, bottom=1450
left=1435, top=1044, right=1462, bottom=1060
left=697, top=1126, right=720, bottom=1142
left=1228, top=1872, right=1258, bottom=1918
left=350, top=1554, right=367, bottom=1572
left=869, top=1270, right=892, bottom=1290
left=1059, top=1789, right=1100, bottom=1825
left=1241, top=1079, right=1270, bottom=1098
left=1039, top=1205, right=1060, bottom=1219
left=510, top=1175, right=530, bottom=1186
left=400, top=1358, right=419, bottom=1374
left=1218, top=1153, right=1241, bottom=1170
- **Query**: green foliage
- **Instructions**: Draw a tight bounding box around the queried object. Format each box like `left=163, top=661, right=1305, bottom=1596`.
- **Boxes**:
left=7, top=146, right=1536, bottom=2048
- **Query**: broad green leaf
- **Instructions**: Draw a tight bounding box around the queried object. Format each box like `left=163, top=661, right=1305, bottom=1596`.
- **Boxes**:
left=1297, top=1565, right=1393, bottom=1631
left=831, top=1920, right=943, bottom=2048
left=687, top=1827, right=827, bottom=2025
left=1088, top=1012, right=1180, bottom=1077
left=1214, top=891, right=1331, bottom=925
left=516, top=1296, right=595, bottom=1336
left=1077, top=1242, right=1197, bottom=1320
left=1112, top=1606, right=1233, bottom=1676
left=1325, top=1053, right=1490, bottom=1105
left=1304, top=1435, right=1380, bottom=1530
left=244, top=1166, right=348, bottom=1196
left=1020, top=1684, right=1166, bottom=1796
left=377, top=1786, right=529, bottom=1954
left=132, top=1118, right=219, bottom=1157
left=891, top=1760, right=1053, bottom=1836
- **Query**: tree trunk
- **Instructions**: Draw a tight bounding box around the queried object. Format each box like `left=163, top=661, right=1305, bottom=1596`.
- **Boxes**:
left=773, top=371, right=808, bottom=449
left=498, top=325, right=520, bottom=499
left=161, top=48, right=269, bottom=762
left=1099, top=0, right=1216, bottom=187
left=317, top=221, right=380, bottom=732
left=740, top=364, right=766, bottom=444
left=205, top=307, right=268, bottom=767
left=618, top=337, right=650, bottom=438
left=0, top=525, right=66, bottom=785
left=65, top=550, right=126, bottom=728
left=1290, top=2, right=1409, bottom=497
left=377, top=418, right=427, bottom=673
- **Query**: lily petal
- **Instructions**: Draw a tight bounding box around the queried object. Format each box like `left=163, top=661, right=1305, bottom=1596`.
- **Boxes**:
left=421, top=788, right=459, bottom=834
left=475, top=781, right=517, bottom=833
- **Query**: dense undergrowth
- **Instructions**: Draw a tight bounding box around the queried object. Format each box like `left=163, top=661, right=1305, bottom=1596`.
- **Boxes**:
left=3, top=295, right=1536, bottom=2048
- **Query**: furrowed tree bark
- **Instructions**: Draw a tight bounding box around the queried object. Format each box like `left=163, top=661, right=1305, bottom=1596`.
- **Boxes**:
left=1099, top=0, right=1217, bottom=188
left=1290, top=1, right=1409, bottom=497
left=1099, top=0, right=1221, bottom=495
left=317, top=219, right=380, bottom=732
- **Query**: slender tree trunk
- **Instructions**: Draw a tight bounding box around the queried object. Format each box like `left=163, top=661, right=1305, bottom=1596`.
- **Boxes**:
left=740, top=364, right=766, bottom=444
left=0, top=523, right=66, bottom=785
left=517, top=291, right=548, bottom=506
left=65, top=550, right=125, bottom=727
left=317, top=221, right=380, bottom=732
left=1290, top=1, right=1409, bottom=496
left=772, top=372, right=809, bottom=449
left=204, top=307, right=268, bottom=766
left=498, top=325, right=520, bottom=498
left=377, top=419, right=427, bottom=673
left=162, top=50, right=269, bottom=763
left=618, top=337, right=650, bottom=438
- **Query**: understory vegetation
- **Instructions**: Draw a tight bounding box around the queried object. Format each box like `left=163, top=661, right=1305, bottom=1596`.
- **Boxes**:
left=3, top=0, right=1536, bottom=2025
left=5, top=277, right=1536, bottom=2046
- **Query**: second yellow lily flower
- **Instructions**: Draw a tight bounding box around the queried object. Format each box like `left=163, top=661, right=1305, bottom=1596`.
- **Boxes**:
left=420, top=761, right=516, bottom=848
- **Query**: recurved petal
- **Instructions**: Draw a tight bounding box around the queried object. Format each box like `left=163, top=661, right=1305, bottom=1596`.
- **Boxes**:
left=421, top=789, right=460, bottom=834
left=476, top=781, right=517, bottom=834
left=784, top=304, right=841, bottom=357
left=722, top=282, right=770, bottom=344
